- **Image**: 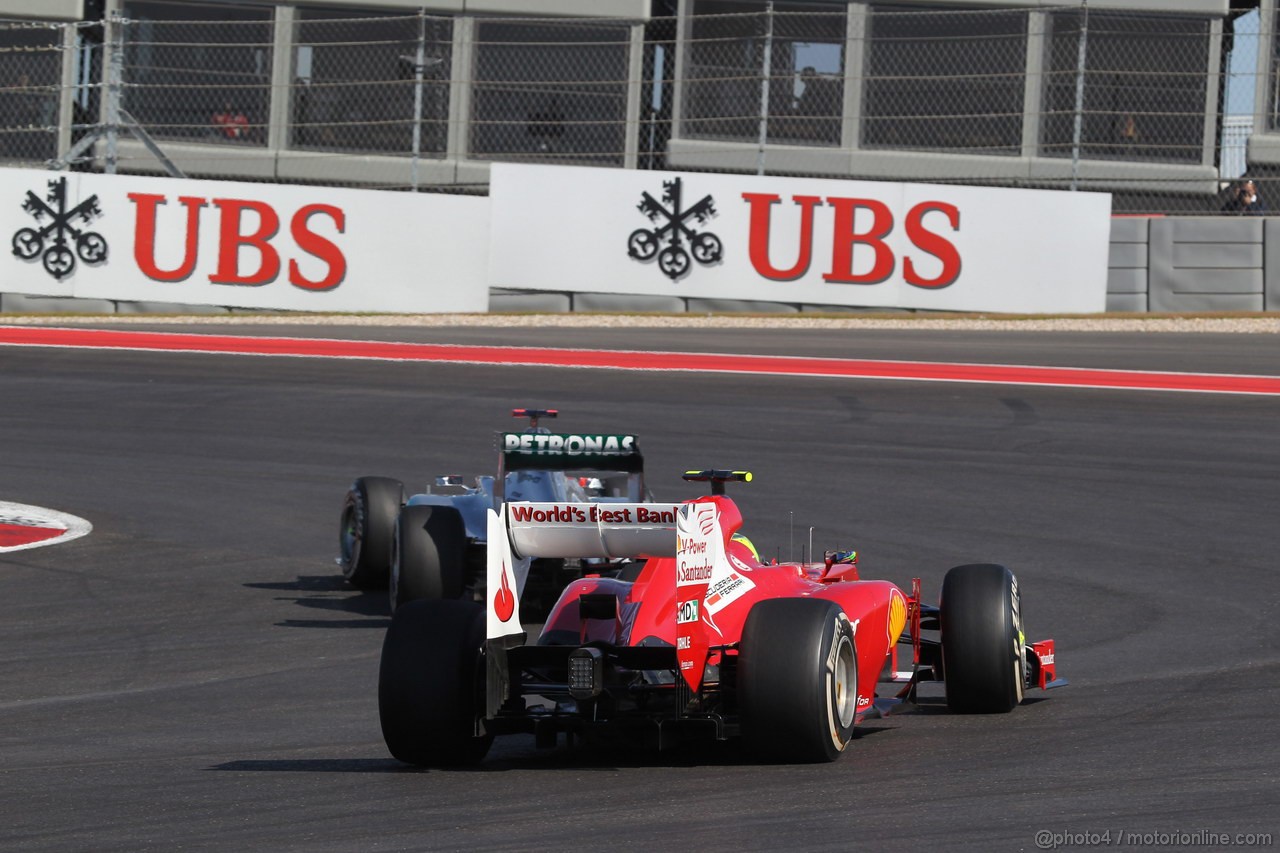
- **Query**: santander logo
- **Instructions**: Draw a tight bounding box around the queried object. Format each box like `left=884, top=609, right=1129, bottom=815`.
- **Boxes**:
left=494, top=563, right=516, bottom=622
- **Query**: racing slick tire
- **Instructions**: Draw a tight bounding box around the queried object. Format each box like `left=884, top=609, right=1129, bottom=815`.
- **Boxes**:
left=378, top=598, right=492, bottom=766
left=338, top=476, right=404, bottom=590
left=390, top=505, right=466, bottom=613
left=940, top=563, right=1026, bottom=714
left=738, top=598, right=858, bottom=763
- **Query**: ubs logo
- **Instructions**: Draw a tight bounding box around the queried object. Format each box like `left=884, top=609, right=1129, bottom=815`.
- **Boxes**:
left=627, top=177, right=722, bottom=281
left=12, top=176, right=108, bottom=280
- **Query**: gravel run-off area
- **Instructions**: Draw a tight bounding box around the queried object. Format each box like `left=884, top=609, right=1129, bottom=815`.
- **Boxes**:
left=2, top=313, right=1279, bottom=333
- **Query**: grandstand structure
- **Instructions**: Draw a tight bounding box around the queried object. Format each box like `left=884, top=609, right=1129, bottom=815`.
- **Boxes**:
left=0, top=0, right=1274, bottom=214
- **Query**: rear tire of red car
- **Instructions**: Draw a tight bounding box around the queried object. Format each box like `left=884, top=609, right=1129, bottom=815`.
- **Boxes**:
left=390, top=505, right=466, bottom=613
left=338, top=476, right=404, bottom=589
left=940, top=563, right=1025, bottom=713
left=739, top=598, right=858, bottom=762
left=378, top=598, right=492, bottom=766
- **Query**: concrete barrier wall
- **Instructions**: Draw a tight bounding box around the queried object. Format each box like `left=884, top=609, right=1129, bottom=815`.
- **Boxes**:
left=1106, top=218, right=1149, bottom=312
left=501, top=216, right=1280, bottom=314
left=5, top=216, right=1279, bottom=316
left=1108, top=217, right=1278, bottom=313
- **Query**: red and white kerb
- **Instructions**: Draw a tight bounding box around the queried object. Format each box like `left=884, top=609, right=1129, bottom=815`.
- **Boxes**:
left=0, top=501, right=92, bottom=553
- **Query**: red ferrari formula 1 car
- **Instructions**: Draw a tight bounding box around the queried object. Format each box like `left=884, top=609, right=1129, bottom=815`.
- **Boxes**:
left=378, top=470, right=1066, bottom=765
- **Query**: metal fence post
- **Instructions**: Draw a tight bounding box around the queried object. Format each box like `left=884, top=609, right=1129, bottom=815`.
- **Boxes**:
left=756, top=1, right=774, bottom=177
left=411, top=8, right=427, bottom=192
left=1070, top=0, right=1089, bottom=191
left=105, top=10, right=123, bottom=175
left=624, top=21, right=646, bottom=170
left=445, top=15, right=473, bottom=164
left=1022, top=12, right=1047, bottom=160
left=1253, top=1, right=1274, bottom=130
left=1204, top=16, right=1224, bottom=171
left=841, top=5, right=868, bottom=151
left=669, top=3, right=690, bottom=151
left=268, top=6, right=296, bottom=155
left=55, top=22, right=77, bottom=162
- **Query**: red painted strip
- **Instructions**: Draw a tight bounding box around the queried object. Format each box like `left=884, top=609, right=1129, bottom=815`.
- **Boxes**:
left=3, top=325, right=1280, bottom=396
left=0, top=523, right=63, bottom=548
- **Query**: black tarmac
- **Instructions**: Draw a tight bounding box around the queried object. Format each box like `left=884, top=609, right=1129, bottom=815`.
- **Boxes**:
left=1, top=325, right=1277, bottom=852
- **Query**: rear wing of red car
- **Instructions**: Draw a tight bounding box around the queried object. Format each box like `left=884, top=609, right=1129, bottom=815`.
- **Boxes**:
left=483, top=494, right=744, bottom=717
left=485, top=500, right=682, bottom=641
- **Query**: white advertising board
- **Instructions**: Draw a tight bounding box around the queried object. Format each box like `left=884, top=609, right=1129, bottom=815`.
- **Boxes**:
left=490, top=164, right=1112, bottom=314
left=0, top=168, right=489, bottom=312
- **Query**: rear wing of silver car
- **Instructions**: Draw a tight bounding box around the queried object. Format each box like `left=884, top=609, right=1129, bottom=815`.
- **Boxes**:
left=485, top=500, right=680, bottom=641
left=494, top=431, right=646, bottom=503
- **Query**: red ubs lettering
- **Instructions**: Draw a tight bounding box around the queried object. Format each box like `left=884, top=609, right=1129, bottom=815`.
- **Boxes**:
left=741, top=193, right=961, bottom=289
left=128, top=193, right=347, bottom=290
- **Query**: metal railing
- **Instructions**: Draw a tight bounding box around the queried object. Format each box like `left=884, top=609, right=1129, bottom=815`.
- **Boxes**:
left=0, top=4, right=1271, bottom=214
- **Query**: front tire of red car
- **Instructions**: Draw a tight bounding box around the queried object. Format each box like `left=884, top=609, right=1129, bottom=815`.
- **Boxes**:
left=940, top=563, right=1025, bottom=713
left=739, top=598, right=858, bottom=763
left=378, top=598, right=492, bottom=766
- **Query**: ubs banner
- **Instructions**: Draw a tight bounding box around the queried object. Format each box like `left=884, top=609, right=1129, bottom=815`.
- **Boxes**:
left=0, top=168, right=489, bottom=312
left=490, top=164, right=1112, bottom=314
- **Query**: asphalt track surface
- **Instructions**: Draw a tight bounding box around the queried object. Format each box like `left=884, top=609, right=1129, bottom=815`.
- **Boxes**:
left=2, top=323, right=1278, bottom=852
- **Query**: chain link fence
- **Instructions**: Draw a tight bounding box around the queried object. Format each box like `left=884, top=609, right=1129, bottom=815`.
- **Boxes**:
left=122, top=5, right=273, bottom=148
left=0, top=3, right=1272, bottom=214
left=684, top=7, right=848, bottom=147
left=290, top=12, right=450, bottom=159
left=471, top=18, right=633, bottom=165
left=0, top=21, right=65, bottom=165
left=1042, top=10, right=1214, bottom=165
left=863, top=6, right=1027, bottom=156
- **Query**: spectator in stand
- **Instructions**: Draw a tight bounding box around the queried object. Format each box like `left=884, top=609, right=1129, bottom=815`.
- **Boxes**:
left=791, top=66, right=841, bottom=143
left=1114, top=112, right=1140, bottom=156
left=796, top=66, right=839, bottom=120
left=212, top=101, right=249, bottom=141
left=1222, top=179, right=1267, bottom=216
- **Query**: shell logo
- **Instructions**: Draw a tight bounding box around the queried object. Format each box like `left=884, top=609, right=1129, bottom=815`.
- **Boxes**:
left=886, top=588, right=908, bottom=643
left=493, top=562, right=516, bottom=622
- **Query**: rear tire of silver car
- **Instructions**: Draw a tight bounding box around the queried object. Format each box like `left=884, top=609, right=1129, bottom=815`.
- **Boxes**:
left=940, top=563, right=1025, bottom=713
left=338, top=476, right=403, bottom=589
left=390, top=505, right=466, bottom=613
left=739, top=598, right=858, bottom=763
left=378, top=598, right=492, bottom=766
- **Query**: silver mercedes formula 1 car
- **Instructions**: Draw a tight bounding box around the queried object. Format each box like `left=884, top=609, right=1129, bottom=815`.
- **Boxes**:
left=337, top=408, right=650, bottom=613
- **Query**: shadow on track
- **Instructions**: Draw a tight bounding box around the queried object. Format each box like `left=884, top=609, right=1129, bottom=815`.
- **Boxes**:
left=207, top=725, right=897, bottom=774
left=276, top=618, right=391, bottom=629
left=244, top=575, right=390, bottom=628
